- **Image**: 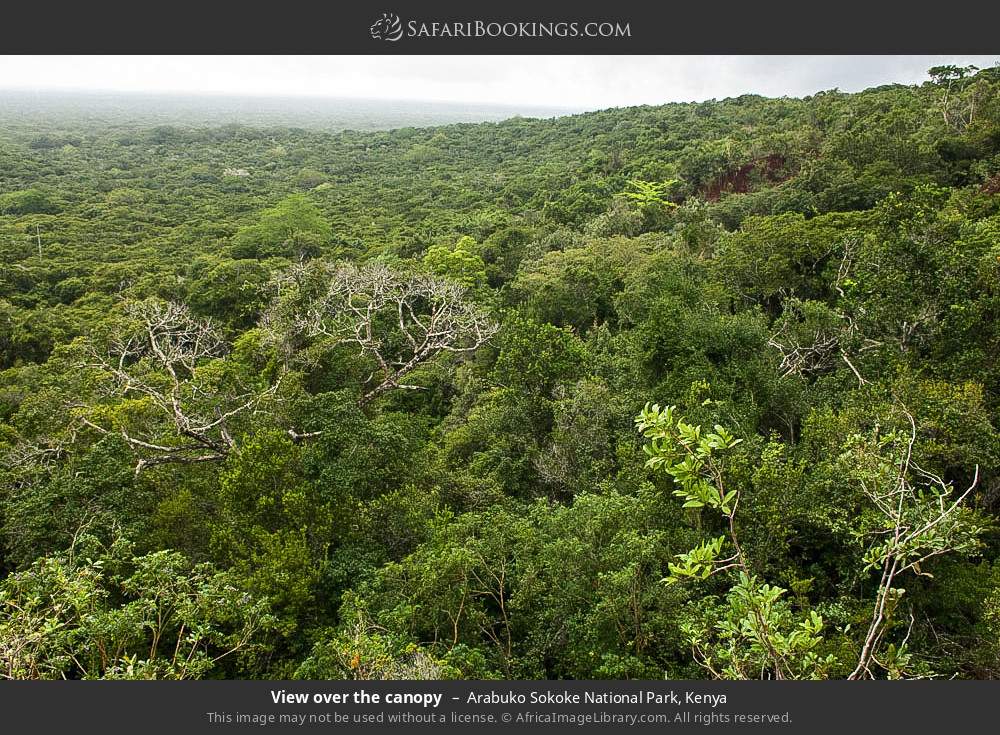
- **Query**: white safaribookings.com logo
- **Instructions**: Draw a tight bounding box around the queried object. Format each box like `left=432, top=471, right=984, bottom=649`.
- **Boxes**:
left=370, top=12, right=631, bottom=41
left=370, top=13, right=404, bottom=41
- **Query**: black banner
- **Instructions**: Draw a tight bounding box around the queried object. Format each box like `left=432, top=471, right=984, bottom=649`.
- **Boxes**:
left=1, top=0, right=999, bottom=53
left=0, top=680, right=994, bottom=733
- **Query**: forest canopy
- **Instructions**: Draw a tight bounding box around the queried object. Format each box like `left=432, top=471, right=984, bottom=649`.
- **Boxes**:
left=2, top=67, right=1000, bottom=680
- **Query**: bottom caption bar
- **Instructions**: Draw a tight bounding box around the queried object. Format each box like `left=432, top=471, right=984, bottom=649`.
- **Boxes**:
left=0, top=680, right=992, bottom=733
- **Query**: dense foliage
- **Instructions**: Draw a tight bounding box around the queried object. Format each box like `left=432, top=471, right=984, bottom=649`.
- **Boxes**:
left=2, top=67, right=1000, bottom=679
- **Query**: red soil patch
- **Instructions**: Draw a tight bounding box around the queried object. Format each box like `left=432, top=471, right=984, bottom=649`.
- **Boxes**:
left=701, top=154, right=789, bottom=201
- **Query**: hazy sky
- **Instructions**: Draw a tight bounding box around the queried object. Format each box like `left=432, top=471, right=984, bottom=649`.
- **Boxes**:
left=1, top=55, right=996, bottom=110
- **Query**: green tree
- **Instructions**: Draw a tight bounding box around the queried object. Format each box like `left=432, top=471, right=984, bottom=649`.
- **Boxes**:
left=637, top=401, right=986, bottom=679
left=0, top=535, right=273, bottom=679
left=231, top=194, right=332, bottom=259
left=422, top=236, right=487, bottom=289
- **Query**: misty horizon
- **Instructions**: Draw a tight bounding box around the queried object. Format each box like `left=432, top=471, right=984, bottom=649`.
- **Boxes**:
left=2, top=55, right=996, bottom=112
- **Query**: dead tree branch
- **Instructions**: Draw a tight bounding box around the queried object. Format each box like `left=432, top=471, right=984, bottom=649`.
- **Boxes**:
left=264, top=261, right=498, bottom=407
left=79, top=299, right=281, bottom=473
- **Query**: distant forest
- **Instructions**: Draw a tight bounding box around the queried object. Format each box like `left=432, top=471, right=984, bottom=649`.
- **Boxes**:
left=0, top=90, right=572, bottom=131
left=1, top=66, right=999, bottom=680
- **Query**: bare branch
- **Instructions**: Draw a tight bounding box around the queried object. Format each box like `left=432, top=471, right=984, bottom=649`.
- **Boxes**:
left=263, top=262, right=498, bottom=407
left=847, top=407, right=982, bottom=679
left=78, top=299, right=281, bottom=472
